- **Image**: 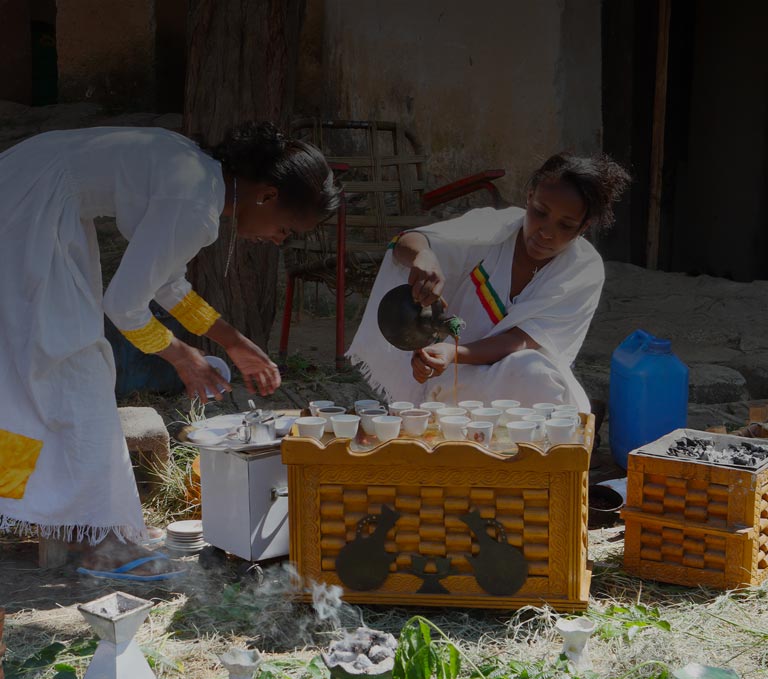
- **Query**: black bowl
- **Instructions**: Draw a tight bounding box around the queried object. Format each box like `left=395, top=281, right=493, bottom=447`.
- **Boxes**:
left=588, top=485, right=624, bottom=528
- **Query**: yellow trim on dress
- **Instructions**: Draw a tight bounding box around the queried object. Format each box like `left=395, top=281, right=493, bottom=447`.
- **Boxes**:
left=121, top=317, right=174, bottom=353
left=169, top=290, right=221, bottom=336
left=0, top=429, right=43, bottom=499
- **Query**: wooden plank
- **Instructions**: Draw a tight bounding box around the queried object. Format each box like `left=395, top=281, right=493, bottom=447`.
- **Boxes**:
left=645, top=0, right=671, bottom=270
left=38, top=537, right=71, bottom=569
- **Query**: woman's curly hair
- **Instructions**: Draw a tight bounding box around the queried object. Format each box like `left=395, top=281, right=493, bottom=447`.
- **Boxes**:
left=527, top=153, right=631, bottom=230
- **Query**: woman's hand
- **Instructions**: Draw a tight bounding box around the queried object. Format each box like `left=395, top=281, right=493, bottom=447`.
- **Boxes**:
left=156, top=338, right=231, bottom=404
left=225, top=336, right=281, bottom=396
left=411, top=342, right=456, bottom=383
left=408, top=249, right=446, bottom=307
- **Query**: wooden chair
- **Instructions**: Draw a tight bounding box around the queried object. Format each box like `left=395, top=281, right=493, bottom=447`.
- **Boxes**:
left=279, top=119, right=507, bottom=369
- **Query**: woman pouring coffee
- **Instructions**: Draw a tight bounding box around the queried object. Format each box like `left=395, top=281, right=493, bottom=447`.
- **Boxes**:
left=348, top=153, right=629, bottom=411
left=0, top=122, right=340, bottom=579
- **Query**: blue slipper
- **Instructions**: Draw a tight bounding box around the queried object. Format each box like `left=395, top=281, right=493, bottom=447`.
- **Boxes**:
left=77, top=553, right=187, bottom=582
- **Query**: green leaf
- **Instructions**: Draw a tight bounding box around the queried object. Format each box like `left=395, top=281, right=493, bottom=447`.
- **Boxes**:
left=673, top=664, right=740, bottom=679
left=52, top=664, right=78, bottom=679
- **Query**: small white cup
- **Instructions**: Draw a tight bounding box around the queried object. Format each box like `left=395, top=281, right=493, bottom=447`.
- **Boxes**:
left=554, top=404, right=579, bottom=415
left=354, top=399, right=380, bottom=415
left=373, top=415, right=402, bottom=441
left=522, top=414, right=547, bottom=441
left=331, top=414, right=360, bottom=438
left=359, top=407, right=387, bottom=435
left=440, top=415, right=471, bottom=440
left=470, top=408, right=503, bottom=426
left=466, top=421, right=494, bottom=445
left=420, top=401, right=446, bottom=423
left=400, top=409, right=431, bottom=436
left=317, top=406, right=347, bottom=432
left=546, top=418, right=577, bottom=444
left=491, top=400, right=521, bottom=424
left=506, top=421, right=538, bottom=443
left=309, top=400, right=335, bottom=416
left=436, top=407, right=468, bottom=419
left=295, top=417, right=326, bottom=440
left=389, top=401, right=414, bottom=416
left=506, top=407, right=537, bottom=422
left=532, top=402, right=558, bottom=419
left=458, top=400, right=484, bottom=411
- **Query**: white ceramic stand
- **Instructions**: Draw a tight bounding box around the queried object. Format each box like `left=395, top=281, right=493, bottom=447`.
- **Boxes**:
left=219, top=647, right=263, bottom=679
left=78, top=592, right=156, bottom=679
left=555, top=617, right=596, bottom=672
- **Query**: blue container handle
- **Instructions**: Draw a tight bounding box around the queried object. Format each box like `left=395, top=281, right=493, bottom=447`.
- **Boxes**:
left=621, top=329, right=653, bottom=353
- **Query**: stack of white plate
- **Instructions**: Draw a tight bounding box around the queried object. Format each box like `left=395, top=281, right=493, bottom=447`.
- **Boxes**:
left=165, top=520, right=205, bottom=555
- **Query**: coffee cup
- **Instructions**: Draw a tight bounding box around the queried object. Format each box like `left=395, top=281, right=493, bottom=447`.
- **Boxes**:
left=506, top=421, right=538, bottom=443
left=436, top=407, right=467, bottom=420
left=470, top=408, right=503, bottom=426
left=491, top=400, right=521, bottom=423
left=545, top=418, right=577, bottom=444
left=532, top=402, right=558, bottom=418
left=331, top=414, right=360, bottom=439
left=522, top=414, right=547, bottom=441
left=505, top=407, right=536, bottom=422
left=295, top=417, right=326, bottom=440
left=420, top=401, right=446, bottom=423
left=359, top=407, right=387, bottom=435
left=372, top=415, right=402, bottom=441
left=354, top=399, right=380, bottom=415
left=458, top=400, right=484, bottom=411
left=309, top=400, right=335, bottom=416
left=440, top=415, right=471, bottom=440
left=389, top=401, right=414, bottom=416
left=317, top=406, right=347, bottom=432
left=400, top=409, right=430, bottom=436
left=466, top=421, right=494, bottom=445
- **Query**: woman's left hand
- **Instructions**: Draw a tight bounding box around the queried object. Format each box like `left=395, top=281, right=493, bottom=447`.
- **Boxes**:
left=225, top=336, right=281, bottom=396
left=411, top=342, right=456, bottom=383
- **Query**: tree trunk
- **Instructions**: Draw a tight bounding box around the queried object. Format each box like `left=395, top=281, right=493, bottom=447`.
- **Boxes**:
left=183, top=0, right=306, bottom=351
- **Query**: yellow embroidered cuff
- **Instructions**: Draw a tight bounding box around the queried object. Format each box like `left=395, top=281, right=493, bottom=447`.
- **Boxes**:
left=121, top=317, right=174, bottom=353
left=0, top=429, right=43, bottom=500
left=169, top=290, right=221, bottom=335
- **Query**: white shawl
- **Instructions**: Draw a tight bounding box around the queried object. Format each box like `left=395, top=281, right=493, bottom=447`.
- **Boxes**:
left=347, top=206, right=604, bottom=407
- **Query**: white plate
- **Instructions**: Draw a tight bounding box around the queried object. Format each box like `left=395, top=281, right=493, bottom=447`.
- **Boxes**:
left=166, top=520, right=203, bottom=535
left=186, top=428, right=230, bottom=445
left=185, top=414, right=296, bottom=452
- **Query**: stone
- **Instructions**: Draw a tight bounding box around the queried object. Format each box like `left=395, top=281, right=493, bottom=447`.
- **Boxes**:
left=688, top=364, right=749, bottom=405
left=118, top=406, right=170, bottom=499
left=724, top=353, right=768, bottom=399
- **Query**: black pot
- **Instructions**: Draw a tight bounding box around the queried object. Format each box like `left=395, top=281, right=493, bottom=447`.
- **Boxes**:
left=588, top=485, right=624, bottom=528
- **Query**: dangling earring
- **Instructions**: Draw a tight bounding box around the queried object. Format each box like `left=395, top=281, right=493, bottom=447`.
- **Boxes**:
left=224, top=177, right=238, bottom=278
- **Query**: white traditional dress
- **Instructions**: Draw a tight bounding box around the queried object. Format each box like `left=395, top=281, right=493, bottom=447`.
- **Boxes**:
left=0, top=127, right=224, bottom=543
left=347, top=206, right=604, bottom=411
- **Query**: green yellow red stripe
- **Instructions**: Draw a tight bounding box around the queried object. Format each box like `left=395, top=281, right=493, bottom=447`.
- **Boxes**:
left=387, top=234, right=401, bottom=250
left=470, top=262, right=506, bottom=324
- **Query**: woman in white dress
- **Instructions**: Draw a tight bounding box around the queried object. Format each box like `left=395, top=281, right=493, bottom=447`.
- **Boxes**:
left=348, top=153, right=629, bottom=412
left=0, top=122, right=339, bottom=578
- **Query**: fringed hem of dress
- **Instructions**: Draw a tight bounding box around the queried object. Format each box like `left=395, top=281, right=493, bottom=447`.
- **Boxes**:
left=0, top=514, right=147, bottom=545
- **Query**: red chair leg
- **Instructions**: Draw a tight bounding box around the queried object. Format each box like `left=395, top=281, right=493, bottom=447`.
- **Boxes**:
left=335, top=193, right=347, bottom=370
left=279, top=273, right=296, bottom=367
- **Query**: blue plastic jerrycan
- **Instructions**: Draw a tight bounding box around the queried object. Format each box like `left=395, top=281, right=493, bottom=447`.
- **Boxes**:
left=609, top=329, right=689, bottom=469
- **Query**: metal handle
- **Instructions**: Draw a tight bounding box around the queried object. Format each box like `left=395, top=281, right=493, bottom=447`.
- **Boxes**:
left=270, top=486, right=288, bottom=501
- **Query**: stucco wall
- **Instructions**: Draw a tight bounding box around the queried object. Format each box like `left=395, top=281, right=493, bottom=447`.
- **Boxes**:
left=56, top=0, right=156, bottom=109
left=298, top=0, right=602, bottom=204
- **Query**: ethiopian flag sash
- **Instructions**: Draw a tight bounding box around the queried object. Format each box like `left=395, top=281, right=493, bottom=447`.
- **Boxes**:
left=470, top=261, right=507, bottom=325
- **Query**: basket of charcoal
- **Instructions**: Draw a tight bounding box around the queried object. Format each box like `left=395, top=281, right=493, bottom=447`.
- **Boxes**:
left=622, top=428, right=768, bottom=590
left=322, top=627, right=398, bottom=679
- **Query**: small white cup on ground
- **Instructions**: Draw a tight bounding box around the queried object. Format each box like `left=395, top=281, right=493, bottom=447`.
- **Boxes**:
left=373, top=415, right=402, bottom=441
left=532, top=402, right=558, bottom=418
left=546, top=417, right=577, bottom=444
left=389, top=401, right=414, bottom=416
left=331, top=414, right=360, bottom=438
left=506, top=407, right=536, bottom=422
left=522, top=414, right=547, bottom=441
left=420, top=401, right=446, bottom=423
left=295, top=417, right=326, bottom=440
left=309, top=400, right=335, bottom=416
left=470, top=408, right=503, bottom=426
left=317, top=406, right=346, bottom=432
left=359, top=407, right=387, bottom=435
left=491, top=400, right=521, bottom=423
left=466, top=421, right=494, bottom=445
left=458, top=400, right=484, bottom=411
left=354, top=399, right=380, bottom=415
left=440, top=415, right=471, bottom=440
left=506, top=421, right=538, bottom=443
left=436, top=407, right=468, bottom=419
left=400, top=409, right=431, bottom=436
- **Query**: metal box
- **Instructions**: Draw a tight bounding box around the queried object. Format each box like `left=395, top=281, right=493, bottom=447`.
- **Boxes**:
left=199, top=446, right=290, bottom=562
